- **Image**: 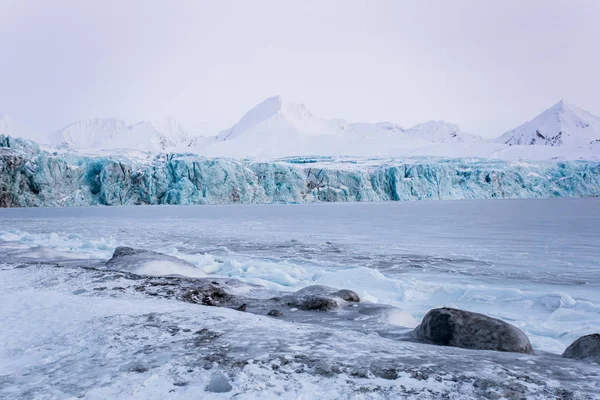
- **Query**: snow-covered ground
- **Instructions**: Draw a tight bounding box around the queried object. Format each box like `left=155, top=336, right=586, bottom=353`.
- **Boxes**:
left=1, top=199, right=599, bottom=398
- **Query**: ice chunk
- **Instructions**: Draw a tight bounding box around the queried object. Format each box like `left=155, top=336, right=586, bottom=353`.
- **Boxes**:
left=205, top=372, right=232, bottom=392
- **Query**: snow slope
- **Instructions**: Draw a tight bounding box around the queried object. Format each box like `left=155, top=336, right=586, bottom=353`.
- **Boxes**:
left=203, top=96, right=482, bottom=157
left=404, top=120, right=482, bottom=143
left=49, top=117, right=196, bottom=151
left=0, top=113, right=43, bottom=143
left=499, top=99, right=600, bottom=147
left=217, top=95, right=346, bottom=140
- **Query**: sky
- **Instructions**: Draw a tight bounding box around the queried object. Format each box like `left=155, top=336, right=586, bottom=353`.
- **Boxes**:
left=1, top=0, right=599, bottom=138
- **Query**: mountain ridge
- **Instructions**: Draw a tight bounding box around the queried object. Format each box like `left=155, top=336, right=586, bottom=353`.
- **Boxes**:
left=1, top=97, right=599, bottom=158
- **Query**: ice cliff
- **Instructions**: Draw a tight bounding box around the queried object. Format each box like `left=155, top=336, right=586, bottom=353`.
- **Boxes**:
left=1, top=135, right=599, bottom=207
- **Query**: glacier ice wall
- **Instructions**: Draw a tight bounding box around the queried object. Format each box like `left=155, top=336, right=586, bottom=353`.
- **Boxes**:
left=1, top=135, right=599, bottom=207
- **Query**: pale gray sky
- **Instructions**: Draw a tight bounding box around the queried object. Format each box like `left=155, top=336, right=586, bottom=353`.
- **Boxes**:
left=1, top=0, right=599, bottom=137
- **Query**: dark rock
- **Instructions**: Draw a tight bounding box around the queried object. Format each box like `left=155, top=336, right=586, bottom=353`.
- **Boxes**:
left=281, top=285, right=343, bottom=311
left=298, top=295, right=339, bottom=311
left=415, top=307, right=533, bottom=354
left=194, top=328, right=222, bottom=344
left=332, top=289, right=360, bottom=302
left=371, top=367, right=398, bottom=380
left=235, top=303, right=247, bottom=312
left=562, top=334, right=600, bottom=362
left=267, top=309, right=283, bottom=317
left=182, top=284, right=231, bottom=306
left=111, top=246, right=140, bottom=258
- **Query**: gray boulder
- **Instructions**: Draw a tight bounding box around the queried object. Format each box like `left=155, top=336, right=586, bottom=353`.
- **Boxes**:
left=333, top=289, right=361, bottom=302
left=562, top=334, right=600, bottom=362
left=415, top=307, right=533, bottom=354
left=106, top=246, right=200, bottom=276
left=280, top=285, right=360, bottom=311
left=111, top=246, right=142, bottom=258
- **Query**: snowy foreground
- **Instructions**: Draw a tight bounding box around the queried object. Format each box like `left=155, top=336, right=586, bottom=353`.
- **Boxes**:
left=1, top=135, right=600, bottom=207
left=1, top=200, right=599, bottom=399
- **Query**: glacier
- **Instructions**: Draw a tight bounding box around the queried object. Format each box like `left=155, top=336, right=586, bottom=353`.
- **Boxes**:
left=1, top=134, right=599, bottom=207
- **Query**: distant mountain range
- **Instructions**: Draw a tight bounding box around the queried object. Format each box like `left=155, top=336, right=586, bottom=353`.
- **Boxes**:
left=216, top=95, right=480, bottom=143
left=1, top=97, right=599, bottom=158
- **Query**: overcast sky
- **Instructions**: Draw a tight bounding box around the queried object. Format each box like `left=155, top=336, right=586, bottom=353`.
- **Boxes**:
left=1, top=0, right=599, bottom=137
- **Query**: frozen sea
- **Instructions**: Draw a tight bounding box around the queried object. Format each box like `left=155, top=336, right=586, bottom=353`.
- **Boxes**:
left=1, top=198, right=599, bottom=399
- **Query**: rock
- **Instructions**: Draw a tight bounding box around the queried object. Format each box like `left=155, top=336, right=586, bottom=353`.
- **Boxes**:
left=205, top=372, right=232, bottom=393
left=111, top=246, right=140, bottom=258
left=235, top=303, right=247, bottom=312
left=332, top=289, right=360, bottom=302
left=267, top=309, right=283, bottom=317
left=106, top=246, right=204, bottom=277
left=415, top=307, right=534, bottom=354
left=182, top=284, right=232, bottom=306
left=562, top=334, right=600, bottom=362
left=280, top=285, right=361, bottom=311
left=299, top=296, right=339, bottom=311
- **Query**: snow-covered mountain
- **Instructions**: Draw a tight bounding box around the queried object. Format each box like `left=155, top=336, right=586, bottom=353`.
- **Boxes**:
left=0, top=114, right=43, bottom=143
left=217, top=96, right=346, bottom=141
left=216, top=95, right=479, bottom=144
left=50, top=117, right=195, bottom=151
left=498, top=99, right=600, bottom=147
left=404, top=120, right=481, bottom=143
left=2, top=97, right=598, bottom=159
left=201, top=95, right=482, bottom=157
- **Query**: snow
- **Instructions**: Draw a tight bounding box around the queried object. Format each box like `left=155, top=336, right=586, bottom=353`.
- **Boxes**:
left=0, top=113, right=44, bottom=143
left=499, top=99, right=600, bottom=147
left=217, top=95, right=346, bottom=140
left=1, top=199, right=599, bottom=398
left=5, top=96, right=598, bottom=159
left=47, top=117, right=196, bottom=151
left=403, top=120, right=481, bottom=143
left=204, top=96, right=486, bottom=158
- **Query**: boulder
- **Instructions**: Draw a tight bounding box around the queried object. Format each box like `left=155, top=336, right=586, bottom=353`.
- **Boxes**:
left=111, top=246, right=142, bottom=258
left=182, top=283, right=232, bottom=307
left=106, top=246, right=205, bottom=277
left=267, top=309, right=284, bottom=317
left=562, top=334, right=600, bottom=362
left=333, top=289, right=361, bottom=302
left=415, top=307, right=533, bottom=354
left=280, top=285, right=359, bottom=311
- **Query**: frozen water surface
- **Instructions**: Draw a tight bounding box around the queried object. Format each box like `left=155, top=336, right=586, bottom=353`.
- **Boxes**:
left=1, top=198, right=599, bottom=398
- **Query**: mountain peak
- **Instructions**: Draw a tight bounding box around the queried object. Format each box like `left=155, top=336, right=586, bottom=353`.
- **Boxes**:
left=263, top=94, right=284, bottom=105
left=499, top=100, right=600, bottom=146
left=552, top=98, right=577, bottom=113
left=218, top=95, right=318, bottom=140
